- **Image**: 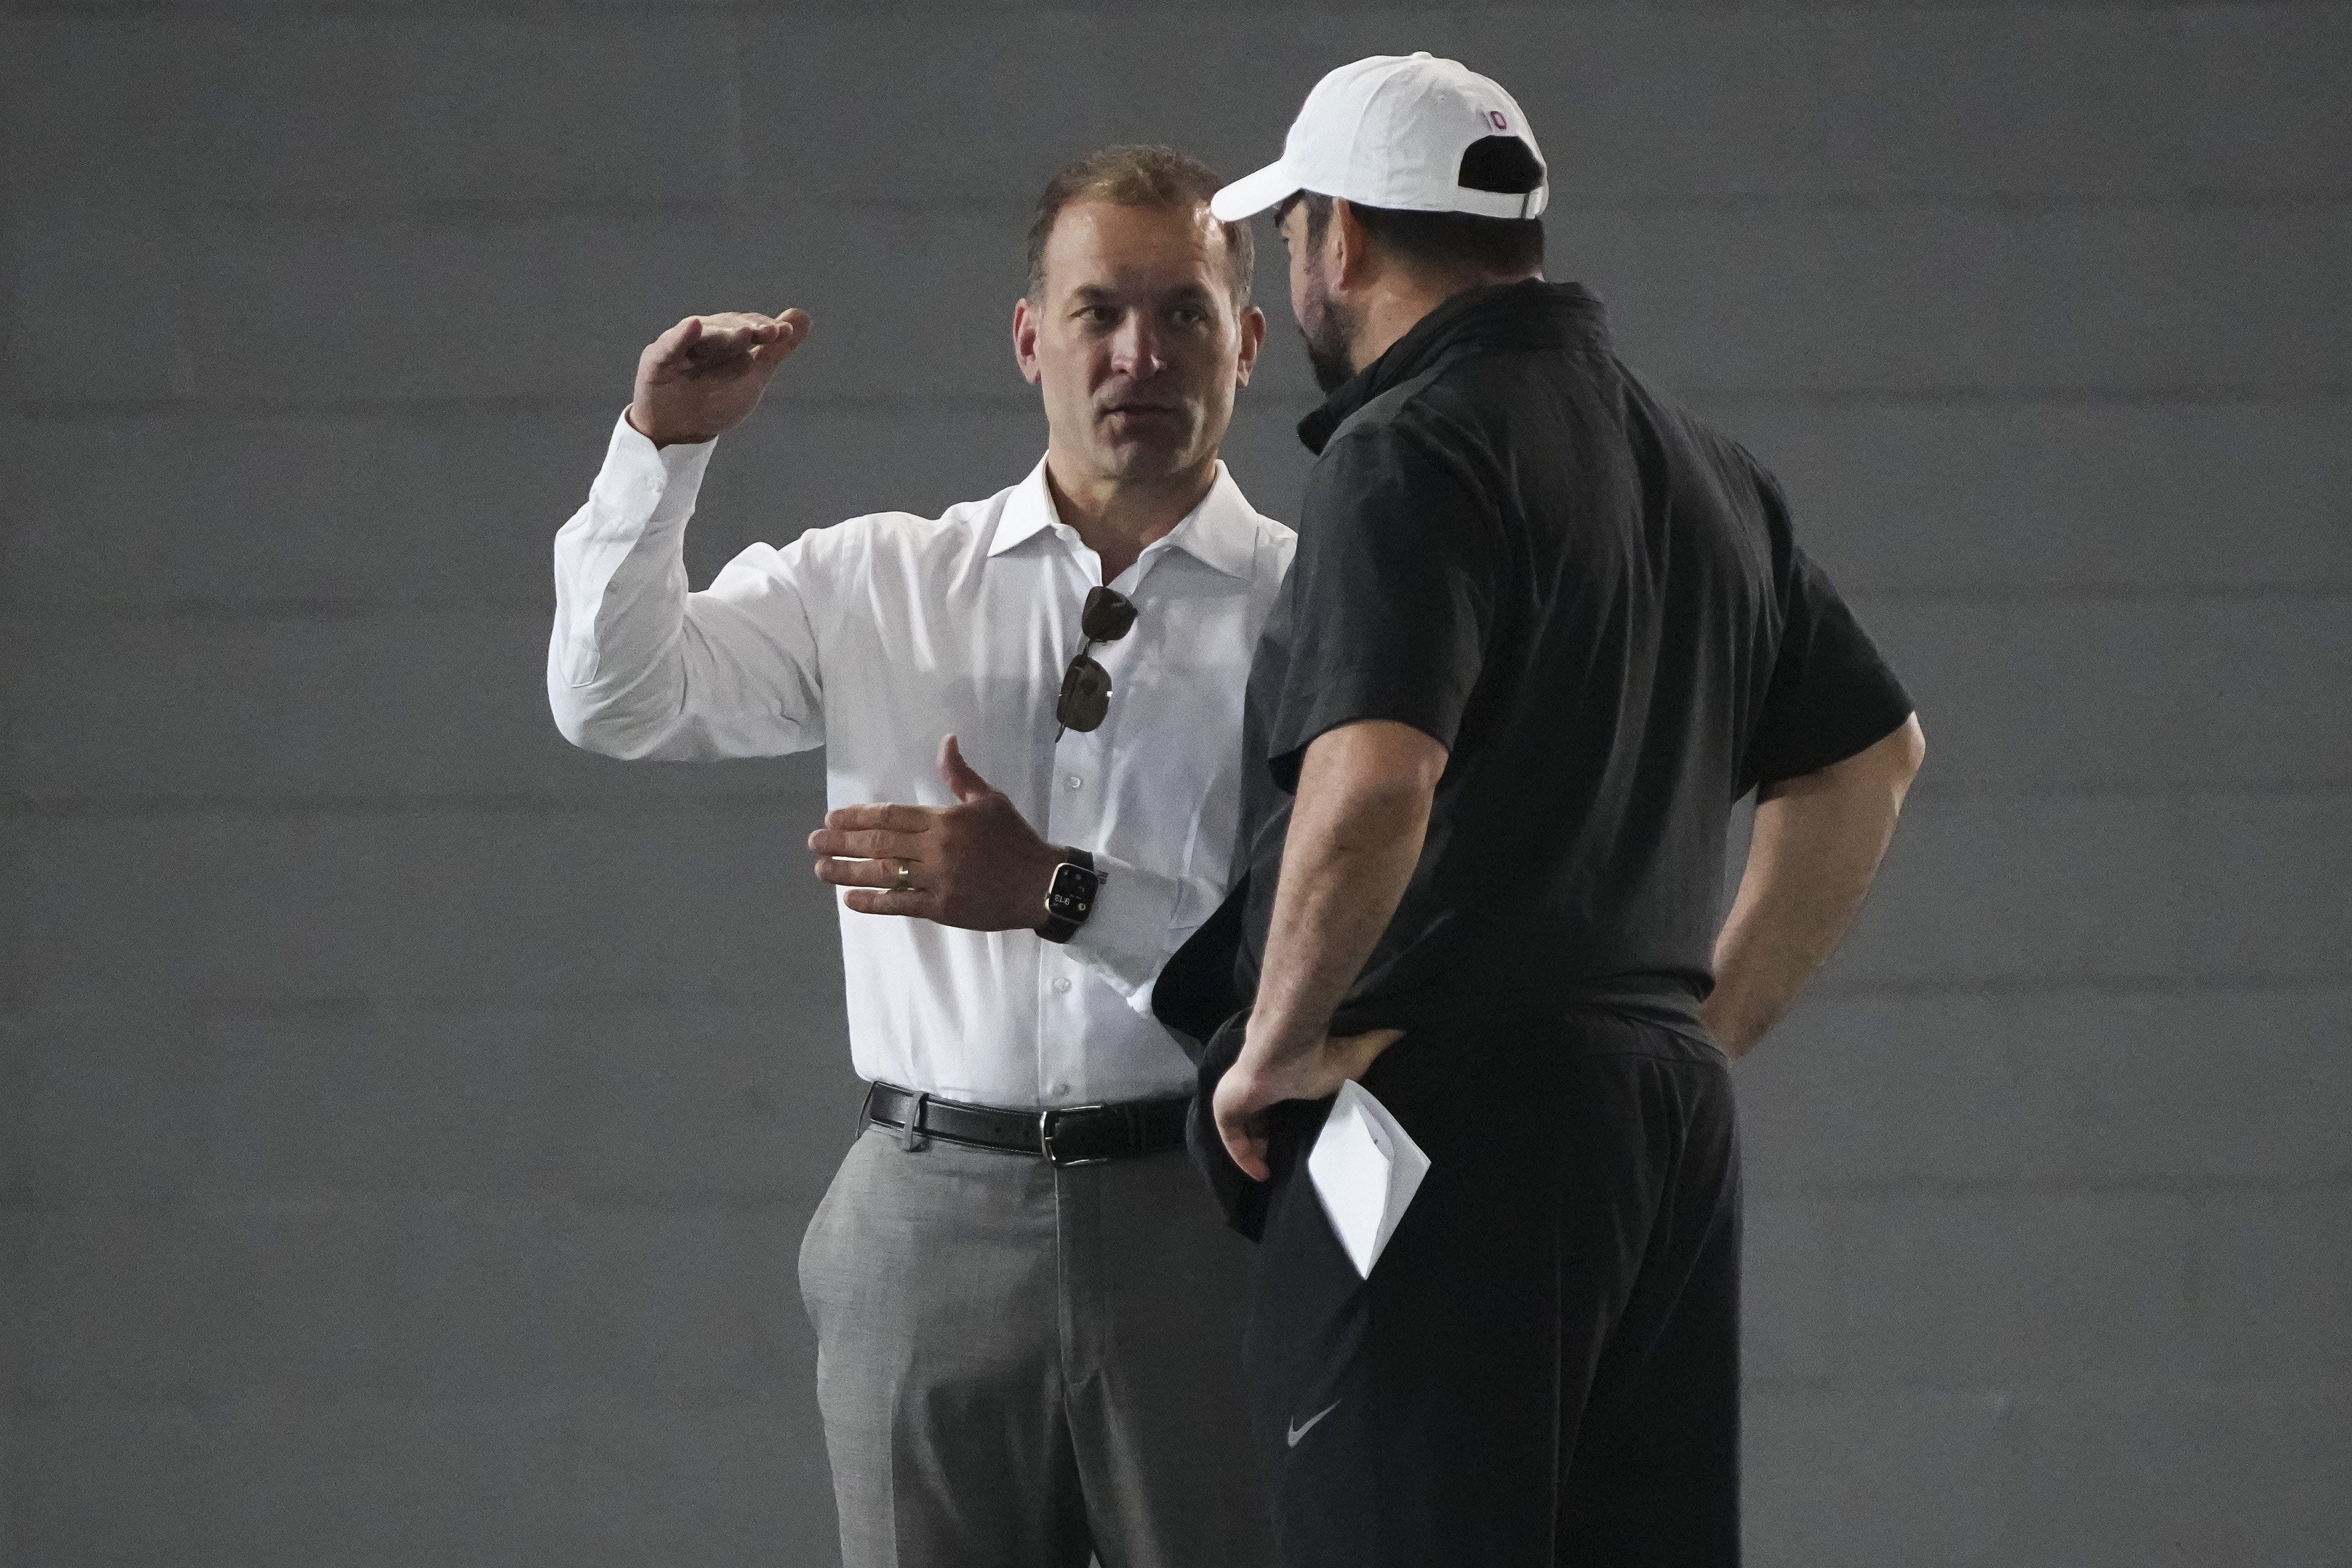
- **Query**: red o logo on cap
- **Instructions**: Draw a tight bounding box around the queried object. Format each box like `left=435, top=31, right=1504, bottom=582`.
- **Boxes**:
left=1488, top=109, right=1509, bottom=131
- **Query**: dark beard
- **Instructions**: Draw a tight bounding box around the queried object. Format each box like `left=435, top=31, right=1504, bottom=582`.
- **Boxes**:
left=1303, top=321, right=1355, bottom=394
left=1298, top=281, right=1361, bottom=394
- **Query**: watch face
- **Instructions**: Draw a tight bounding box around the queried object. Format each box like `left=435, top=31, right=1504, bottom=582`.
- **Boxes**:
left=1047, top=862, right=1095, bottom=917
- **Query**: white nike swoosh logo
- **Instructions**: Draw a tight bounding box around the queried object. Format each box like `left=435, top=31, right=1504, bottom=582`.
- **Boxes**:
left=1287, top=1399, right=1341, bottom=1447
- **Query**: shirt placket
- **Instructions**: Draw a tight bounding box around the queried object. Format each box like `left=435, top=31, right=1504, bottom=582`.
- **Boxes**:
left=1035, top=718, right=1100, bottom=1104
left=1034, top=533, right=1101, bottom=1103
left=1031, top=533, right=1174, bottom=1104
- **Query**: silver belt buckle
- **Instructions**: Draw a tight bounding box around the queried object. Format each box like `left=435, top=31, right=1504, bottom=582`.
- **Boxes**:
left=1039, top=1103, right=1112, bottom=1167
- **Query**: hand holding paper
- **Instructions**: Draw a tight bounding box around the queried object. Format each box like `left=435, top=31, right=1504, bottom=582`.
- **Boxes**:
left=1212, top=1025, right=1405, bottom=1181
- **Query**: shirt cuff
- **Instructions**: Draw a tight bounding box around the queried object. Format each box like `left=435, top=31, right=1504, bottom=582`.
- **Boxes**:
left=593, top=407, right=718, bottom=531
left=1062, top=848, right=1187, bottom=1016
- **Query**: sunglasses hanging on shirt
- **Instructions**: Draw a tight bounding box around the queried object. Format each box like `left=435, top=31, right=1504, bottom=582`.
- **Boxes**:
left=1055, top=586, right=1139, bottom=736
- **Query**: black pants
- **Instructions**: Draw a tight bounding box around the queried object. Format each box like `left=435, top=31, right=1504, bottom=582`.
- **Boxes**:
left=1241, top=1008, right=1742, bottom=1567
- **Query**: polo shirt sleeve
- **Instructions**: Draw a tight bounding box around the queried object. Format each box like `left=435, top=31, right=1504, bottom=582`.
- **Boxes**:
left=1264, top=425, right=1500, bottom=792
left=1740, top=474, right=1915, bottom=791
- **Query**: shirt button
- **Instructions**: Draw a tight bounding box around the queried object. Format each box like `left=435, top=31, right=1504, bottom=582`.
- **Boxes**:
left=1065, top=774, right=1083, bottom=790
left=1053, top=977, right=1073, bottom=994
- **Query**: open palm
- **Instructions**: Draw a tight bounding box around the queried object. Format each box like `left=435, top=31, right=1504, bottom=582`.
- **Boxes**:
left=628, top=308, right=811, bottom=447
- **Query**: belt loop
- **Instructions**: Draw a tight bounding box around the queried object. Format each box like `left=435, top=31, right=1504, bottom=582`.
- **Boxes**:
left=903, top=1090, right=929, bottom=1153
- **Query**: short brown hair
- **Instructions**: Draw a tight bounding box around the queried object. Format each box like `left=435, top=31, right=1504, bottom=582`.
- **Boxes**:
left=1026, top=145, right=1254, bottom=309
left=1283, top=189, right=1545, bottom=280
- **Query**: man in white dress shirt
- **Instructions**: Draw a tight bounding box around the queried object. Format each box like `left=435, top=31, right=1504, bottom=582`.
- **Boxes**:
left=548, top=147, right=1291, bottom=1568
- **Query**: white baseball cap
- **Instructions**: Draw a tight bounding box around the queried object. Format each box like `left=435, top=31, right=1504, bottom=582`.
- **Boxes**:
left=1211, top=53, right=1548, bottom=224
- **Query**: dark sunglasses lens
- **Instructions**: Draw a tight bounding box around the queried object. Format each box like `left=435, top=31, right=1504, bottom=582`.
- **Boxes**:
left=1081, top=586, right=1138, bottom=642
left=1057, top=654, right=1112, bottom=732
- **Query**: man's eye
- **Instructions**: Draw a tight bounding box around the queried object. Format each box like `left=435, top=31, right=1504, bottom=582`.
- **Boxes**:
left=1171, top=308, right=1207, bottom=327
left=1079, top=306, right=1118, bottom=325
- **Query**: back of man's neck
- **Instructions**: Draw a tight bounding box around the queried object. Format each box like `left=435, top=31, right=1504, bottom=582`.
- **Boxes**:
left=1042, top=453, right=1218, bottom=584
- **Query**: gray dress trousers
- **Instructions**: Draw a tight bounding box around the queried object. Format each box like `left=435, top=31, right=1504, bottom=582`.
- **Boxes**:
left=797, top=1119, right=1279, bottom=1568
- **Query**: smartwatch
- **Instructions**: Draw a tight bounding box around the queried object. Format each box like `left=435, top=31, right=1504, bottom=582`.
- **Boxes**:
left=1036, top=847, right=1101, bottom=944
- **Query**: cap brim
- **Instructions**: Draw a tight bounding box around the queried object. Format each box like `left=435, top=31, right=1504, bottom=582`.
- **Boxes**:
left=1210, top=160, right=1303, bottom=222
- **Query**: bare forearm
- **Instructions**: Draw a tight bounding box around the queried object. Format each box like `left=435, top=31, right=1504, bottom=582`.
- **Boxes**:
left=1707, top=714, right=1926, bottom=1056
left=1251, top=723, right=1443, bottom=1055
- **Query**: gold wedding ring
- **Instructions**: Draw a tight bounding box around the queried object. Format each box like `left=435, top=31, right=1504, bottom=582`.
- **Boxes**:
left=893, top=859, right=913, bottom=892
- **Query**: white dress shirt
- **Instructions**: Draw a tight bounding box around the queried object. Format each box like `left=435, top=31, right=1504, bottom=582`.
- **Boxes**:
left=549, top=414, right=1295, bottom=1108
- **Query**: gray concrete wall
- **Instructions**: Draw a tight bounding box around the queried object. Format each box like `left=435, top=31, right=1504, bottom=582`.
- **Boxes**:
left=4, top=4, right=2346, bottom=1564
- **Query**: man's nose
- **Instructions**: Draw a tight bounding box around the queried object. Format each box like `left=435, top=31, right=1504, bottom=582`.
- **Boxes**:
left=1109, top=314, right=1166, bottom=378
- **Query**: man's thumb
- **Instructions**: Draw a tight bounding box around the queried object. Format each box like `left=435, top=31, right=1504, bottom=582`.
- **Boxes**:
left=938, top=734, right=993, bottom=802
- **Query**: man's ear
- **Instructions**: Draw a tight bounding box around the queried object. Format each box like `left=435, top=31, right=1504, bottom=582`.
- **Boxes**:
left=1235, top=303, right=1267, bottom=387
left=1331, top=197, right=1372, bottom=293
left=1011, top=295, right=1043, bottom=386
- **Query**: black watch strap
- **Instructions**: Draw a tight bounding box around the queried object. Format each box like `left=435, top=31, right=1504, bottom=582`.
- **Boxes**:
left=1036, top=847, right=1100, bottom=944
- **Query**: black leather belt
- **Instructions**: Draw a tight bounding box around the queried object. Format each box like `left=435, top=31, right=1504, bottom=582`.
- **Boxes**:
left=862, top=1081, right=1189, bottom=1166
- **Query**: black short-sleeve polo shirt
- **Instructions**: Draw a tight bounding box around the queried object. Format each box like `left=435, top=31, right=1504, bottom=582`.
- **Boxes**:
left=1263, top=412, right=1501, bottom=790
left=1152, top=280, right=1913, bottom=1046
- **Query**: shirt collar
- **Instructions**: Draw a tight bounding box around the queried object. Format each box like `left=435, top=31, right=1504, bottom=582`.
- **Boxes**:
left=987, top=456, right=1262, bottom=581
left=1297, top=279, right=1610, bottom=455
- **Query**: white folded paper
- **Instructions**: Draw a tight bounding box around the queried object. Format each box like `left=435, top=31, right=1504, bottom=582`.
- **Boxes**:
left=1307, top=1079, right=1432, bottom=1279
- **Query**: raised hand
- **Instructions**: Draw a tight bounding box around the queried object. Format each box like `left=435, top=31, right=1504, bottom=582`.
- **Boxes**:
left=808, top=735, right=1066, bottom=932
left=627, top=308, right=812, bottom=448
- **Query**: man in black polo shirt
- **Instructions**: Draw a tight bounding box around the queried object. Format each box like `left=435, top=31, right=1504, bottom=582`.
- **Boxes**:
left=1154, top=54, right=1927, bottom=1565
